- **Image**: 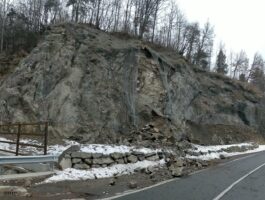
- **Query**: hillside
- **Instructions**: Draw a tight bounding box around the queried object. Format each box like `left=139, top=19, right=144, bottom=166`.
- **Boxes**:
left=0, top=23, right=264, bottom=145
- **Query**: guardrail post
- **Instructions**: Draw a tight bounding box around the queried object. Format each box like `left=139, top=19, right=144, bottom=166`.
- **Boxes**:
left=44, top=122, right=48, bottom=155
left=15, top=124, right=21, bottom=156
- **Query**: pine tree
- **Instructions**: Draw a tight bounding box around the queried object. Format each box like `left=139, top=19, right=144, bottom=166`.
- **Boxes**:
left=216, top=49, right=228, bottom=74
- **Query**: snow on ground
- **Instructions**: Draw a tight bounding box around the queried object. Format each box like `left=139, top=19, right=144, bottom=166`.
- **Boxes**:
left=48, top=142, right=165, bottom=156
left=0, top=137, right=164, bottom=156
left=187, top=143, right=265, bottom=160
left=44, top=159, right=166, bottom=183
left=0, top=137, right=15, bottom=151
left=80, top=144, right=164, bottom=155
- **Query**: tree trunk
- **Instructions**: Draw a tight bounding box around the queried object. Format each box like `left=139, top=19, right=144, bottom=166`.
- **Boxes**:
left=0, top=0, right=6, bottom=53
left=75, top=2, right=79, bottom=23
left=151, top=2, right=159, bottom=43
left=95, top=0, right=101, bottom=29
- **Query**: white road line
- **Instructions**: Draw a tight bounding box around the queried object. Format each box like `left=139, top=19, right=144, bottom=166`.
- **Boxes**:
left=99, top=178, right=180, bottom=200
left=212, top=162, right=265, bottom=200
left=219, top=154, right=257, bottom=166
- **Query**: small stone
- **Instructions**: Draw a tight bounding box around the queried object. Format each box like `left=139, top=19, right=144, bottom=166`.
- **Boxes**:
left=24, top=179, right=31, bottom=188
left=113, top=173, right=119, bottom=178
left=72, top=158, right=82, bottom=164
left=109, top=179, right=116, bottom=186
left=145, top=152, right=156, bottom=157
left=73, top=163, right=90, bottom=169
left=220, top=154, right=226, bottom=159
left=92, top=153, right=103, bottom=159
left=146, top=154, right=159, bottom=161
left=127, top=155, right=138, bottom=163
left=93, top=157, right=114, bottom=165
left=196, top=162, right=202, bottom=168
left=128, top=181, right=137, bottom=189
left=116, top=158, right=125, bottom=164
left=171, top=167, right=185, bottom=177
left=124, top=157, right=128, bottom=164
left=149, top=173, right=155, bottom=179
left=153, top=128, right=159, bottom=133
left=110, top=153, right=124, bottom=160
left=157, top=152, right=165, bottom=159
left=71, top=152, right=92, bottom=159
left=131, top=151, right=145, bottom=156
left=134, top=167, right=141, bottom=173
left=145, top=166, right=155, bottom=174
left=138, top=155, right=145, bottom=161
left=201, top=161, right=209, bottom=167
left=84, top=158, right=93, bottom=165
left=91, top=164, right=101, bottom=168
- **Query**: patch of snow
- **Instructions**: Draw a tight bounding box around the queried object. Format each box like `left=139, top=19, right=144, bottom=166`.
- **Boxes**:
left=43, top=159, right=166, bottom=183
left=80, top=144, right=163, bottom=155
left=0, top=137, right=15, bottom=151
left=187, top=143, right=265, bottom=160
left=191, top=143, right=252, bottom=153
left=46, top=142, right=164, bottom=156
left=0, top=137, right=164, bottom=156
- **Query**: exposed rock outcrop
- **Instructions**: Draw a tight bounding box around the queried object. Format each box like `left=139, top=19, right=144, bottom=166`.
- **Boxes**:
left=0, top=23, right=264, bottom=145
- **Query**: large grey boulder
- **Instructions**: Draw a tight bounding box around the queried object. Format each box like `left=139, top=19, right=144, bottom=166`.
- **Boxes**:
left=58, top=145, right=80, bottom=170
left=59, top=156, right=72, bottom=170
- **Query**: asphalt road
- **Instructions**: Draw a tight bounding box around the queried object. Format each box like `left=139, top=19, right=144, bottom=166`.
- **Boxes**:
left=113, top=151, right=265, bottom=200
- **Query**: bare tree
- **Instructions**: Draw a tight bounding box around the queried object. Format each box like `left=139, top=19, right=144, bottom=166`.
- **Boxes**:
left=151, top=0, right=164, bottom=42
left=132, top=0, right=158, bottom=38
left=123, top=0, right=133, bottom=32
left=185, top=22, right=200, bottom=63
left=0, top=0, right=7, bottom=52
left=194, top=21, right=214, bottom=69
left=67, top=0, right=92, bottom=23
left=232, top=50, right=249, bottom=80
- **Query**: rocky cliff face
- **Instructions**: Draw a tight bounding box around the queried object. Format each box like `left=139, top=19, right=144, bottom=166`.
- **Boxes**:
left=0, top=23, right=264, bottom=145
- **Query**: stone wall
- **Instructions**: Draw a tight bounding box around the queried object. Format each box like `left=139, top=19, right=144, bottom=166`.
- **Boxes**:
left=59, top=151, right=165, bottom=170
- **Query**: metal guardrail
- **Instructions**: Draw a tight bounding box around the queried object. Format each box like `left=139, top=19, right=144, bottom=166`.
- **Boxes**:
left=0, top=155, right=58, bottom=165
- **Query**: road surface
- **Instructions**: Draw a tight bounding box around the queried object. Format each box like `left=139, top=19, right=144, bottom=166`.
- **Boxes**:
left=113, top=151, right=265, bottom=200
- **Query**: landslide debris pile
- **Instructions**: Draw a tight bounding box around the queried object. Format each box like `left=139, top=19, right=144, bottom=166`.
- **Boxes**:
left=0, top=23, right=264, bottom=145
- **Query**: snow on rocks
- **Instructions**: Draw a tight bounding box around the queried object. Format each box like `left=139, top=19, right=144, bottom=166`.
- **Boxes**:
left=0, top=136, right=166, bottom=156
left=186, top=143, right=265, bottom=160
left=44, top=159, right=166, bottom=183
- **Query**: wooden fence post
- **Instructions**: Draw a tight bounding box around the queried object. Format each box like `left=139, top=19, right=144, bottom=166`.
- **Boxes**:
left=15, top=123, right=21, bottom=156
left=44, top=122, right=48, bottom=155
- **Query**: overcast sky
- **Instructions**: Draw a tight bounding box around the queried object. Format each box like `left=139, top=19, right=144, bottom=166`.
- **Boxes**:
left=177, top=0, right=265, bottom=61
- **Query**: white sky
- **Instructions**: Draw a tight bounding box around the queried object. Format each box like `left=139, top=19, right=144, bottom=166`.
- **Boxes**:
left=177, top=0, right=265, bottom=61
